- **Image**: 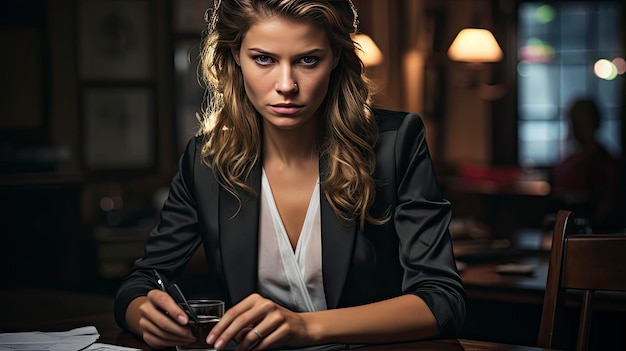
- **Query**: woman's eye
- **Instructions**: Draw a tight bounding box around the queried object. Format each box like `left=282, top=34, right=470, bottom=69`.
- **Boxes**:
left=300, top=56, right=319, bottom=65
left=254, top=55, right=273, bottom=65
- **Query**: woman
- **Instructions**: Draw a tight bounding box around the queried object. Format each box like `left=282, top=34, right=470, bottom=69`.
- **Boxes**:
left=114, top=1, right=466, bottom=350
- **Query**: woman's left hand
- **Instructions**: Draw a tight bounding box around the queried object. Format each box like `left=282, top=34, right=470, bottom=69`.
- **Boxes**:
left=207, top=293, right=311, bottom=350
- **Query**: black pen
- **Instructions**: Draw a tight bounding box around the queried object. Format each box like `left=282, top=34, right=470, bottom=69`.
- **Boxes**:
left=152, top=269, right=167, bottom=291
left=167, top=283, right=200, bottom=324
left=152, top=269, right=200, bottom=324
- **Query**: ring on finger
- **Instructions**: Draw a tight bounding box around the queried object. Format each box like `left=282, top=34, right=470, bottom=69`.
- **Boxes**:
left=252, top=329, right=263, bottom=340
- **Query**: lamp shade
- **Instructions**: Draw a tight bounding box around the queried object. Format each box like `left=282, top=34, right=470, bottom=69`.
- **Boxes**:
left=447, top=28, right=503, bottom=63
left=353, top=33, right=384, bottom=67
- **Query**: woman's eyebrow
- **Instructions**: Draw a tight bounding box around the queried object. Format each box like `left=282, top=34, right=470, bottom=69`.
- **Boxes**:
left=246, top=47, right=326, bottom=56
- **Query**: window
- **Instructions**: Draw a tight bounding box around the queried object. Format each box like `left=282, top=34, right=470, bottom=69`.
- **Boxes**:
left=517, top=1, right=623, bottom=167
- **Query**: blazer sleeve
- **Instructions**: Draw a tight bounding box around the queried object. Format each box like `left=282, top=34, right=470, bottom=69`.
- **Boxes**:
left=114, top=137, right=202, bottom=332
left=392, top=113, right=466, bottom=337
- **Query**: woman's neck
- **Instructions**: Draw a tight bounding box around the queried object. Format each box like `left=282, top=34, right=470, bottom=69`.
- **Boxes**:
left=262, top=126, right=319, bottom=169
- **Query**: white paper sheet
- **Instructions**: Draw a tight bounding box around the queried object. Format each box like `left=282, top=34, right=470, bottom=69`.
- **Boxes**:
left=0, top=326, right=99, bottom=351
left=85, top=343, right=141, bottom=351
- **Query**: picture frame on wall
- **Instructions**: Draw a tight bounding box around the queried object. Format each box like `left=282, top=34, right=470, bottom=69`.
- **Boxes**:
left=77, top=0, right=153, bottom=80
left=81, top=86, right=155, bottom=172
left=0, top=27, right=45, bottom=130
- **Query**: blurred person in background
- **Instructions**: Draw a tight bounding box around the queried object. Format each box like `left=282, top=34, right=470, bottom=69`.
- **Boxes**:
left=551, top=97, right=621, bottom=233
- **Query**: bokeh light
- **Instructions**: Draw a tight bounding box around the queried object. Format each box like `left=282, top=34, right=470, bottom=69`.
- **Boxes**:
left=612, top=57, right=626, bottom=75
left=517, top=60, right=532, bottom=77
left=518, top=37, right=555, bottom=63
left=534, top=4, right=556, bottom=24
left=594, top=59, right=618, bottom=80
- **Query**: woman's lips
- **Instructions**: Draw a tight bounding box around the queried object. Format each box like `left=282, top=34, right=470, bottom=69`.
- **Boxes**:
left=270, top=104, right=303, bottom=115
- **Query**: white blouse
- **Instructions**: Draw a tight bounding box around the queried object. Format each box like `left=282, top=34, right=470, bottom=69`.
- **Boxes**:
left=257, top=169, right=327, bottom=312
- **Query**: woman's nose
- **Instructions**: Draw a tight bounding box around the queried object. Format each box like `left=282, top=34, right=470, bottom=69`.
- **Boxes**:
left=275, top=66, right=298, bottom=94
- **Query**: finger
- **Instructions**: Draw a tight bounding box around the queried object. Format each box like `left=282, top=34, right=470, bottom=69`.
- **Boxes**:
left=234, top=325, right=254, bottom=344
left=235, top=317, right=282, bottom=351
left=229, top=306, right=286, bottom=350
left=139, top=296, right=195, bottom=341
left=139, top=315, right=196, bottom=348
left=147, top=289, right=189, bottom=325
left=240, top=328, right=264, bottom=351
left=211, top=295, right=267, bottom=348
left=212, top=312, right=258, bottom=349
left=210, top=294, right=260, bottom=337
left=141, top=295, right=189, bottom=330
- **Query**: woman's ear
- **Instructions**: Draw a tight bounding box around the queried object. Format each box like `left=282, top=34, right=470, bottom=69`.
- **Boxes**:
left=232, top=47, right=241, bottom=66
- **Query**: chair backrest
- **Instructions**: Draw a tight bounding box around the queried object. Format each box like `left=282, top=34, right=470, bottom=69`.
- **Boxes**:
left=538, top=210, right=626, bottom=351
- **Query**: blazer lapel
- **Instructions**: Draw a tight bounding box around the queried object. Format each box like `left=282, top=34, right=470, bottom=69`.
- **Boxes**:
left=220, top=161, right=262, bottom=304
left=320, top=156, right=357, bottom=309
left=218, top=156, right=357, bottom=309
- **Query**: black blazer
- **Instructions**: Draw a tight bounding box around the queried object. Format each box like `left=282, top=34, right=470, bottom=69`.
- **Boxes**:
left=114, top=109, right=466, bottom=337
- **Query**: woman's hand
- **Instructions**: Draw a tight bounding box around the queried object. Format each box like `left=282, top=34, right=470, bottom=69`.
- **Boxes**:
left=208, top=293, right=311, bottom=350
left=134, top=289, right=196, bottom=349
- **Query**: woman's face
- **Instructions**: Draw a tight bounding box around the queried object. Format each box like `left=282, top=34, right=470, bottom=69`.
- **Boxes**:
left=232, top=17, right=336, bottom=132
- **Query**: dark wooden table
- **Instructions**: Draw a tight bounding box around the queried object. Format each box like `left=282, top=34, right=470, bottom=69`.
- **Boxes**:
left=455, top=243, right=626, bottom=349
left=457, top=242, right=626, bottom=310
left=0, top=289, right=558, bottom=351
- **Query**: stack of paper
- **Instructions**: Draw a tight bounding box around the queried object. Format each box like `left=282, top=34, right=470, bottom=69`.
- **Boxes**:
left=0, top=326, right=139, bottom=351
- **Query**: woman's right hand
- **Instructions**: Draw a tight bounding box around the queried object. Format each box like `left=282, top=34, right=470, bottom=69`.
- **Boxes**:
left=130, top=289, right=197, bottom=349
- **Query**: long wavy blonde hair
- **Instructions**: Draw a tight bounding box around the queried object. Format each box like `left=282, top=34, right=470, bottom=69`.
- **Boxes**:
left=198, top=0, right=384, bottom=229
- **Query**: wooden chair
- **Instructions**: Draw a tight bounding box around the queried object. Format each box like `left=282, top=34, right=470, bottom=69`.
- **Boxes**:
left=538, top=210, right=626, bottom=351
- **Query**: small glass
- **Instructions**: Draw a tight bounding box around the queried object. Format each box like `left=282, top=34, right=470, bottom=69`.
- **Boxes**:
left=176, top=299, right=225, bottom=351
